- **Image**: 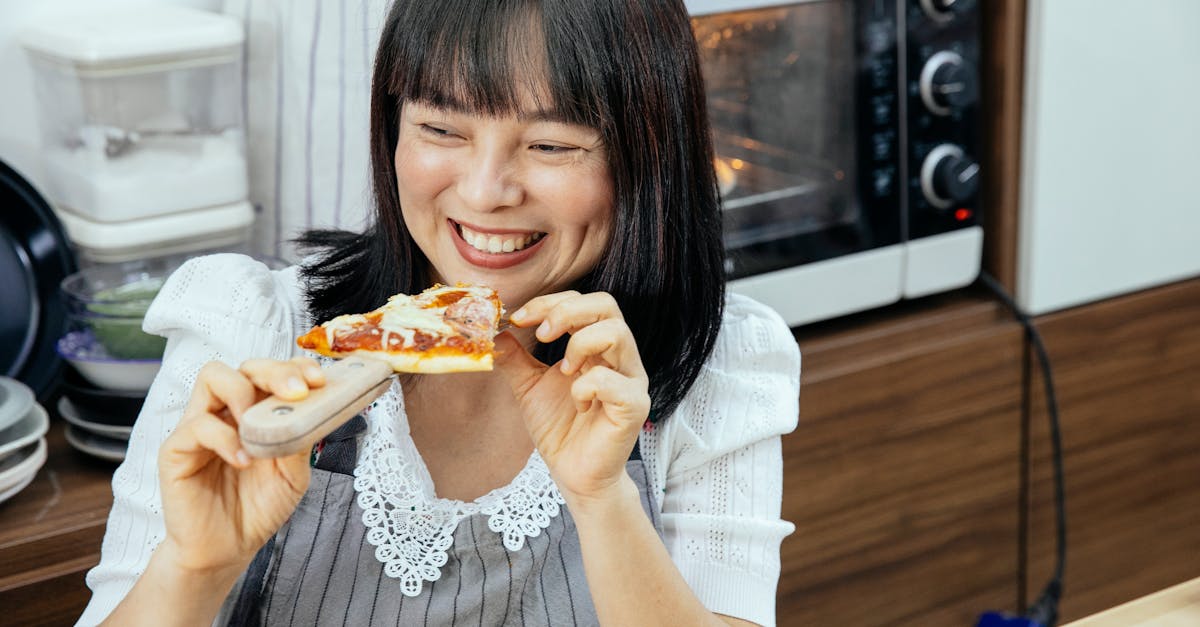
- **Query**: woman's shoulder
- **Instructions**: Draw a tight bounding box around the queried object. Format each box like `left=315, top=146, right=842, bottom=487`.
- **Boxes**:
left=710, top=291, right=801, bottom=373
left=143, top=253, right=305, bottom=337
left=657, top=292, right=800, bottom=453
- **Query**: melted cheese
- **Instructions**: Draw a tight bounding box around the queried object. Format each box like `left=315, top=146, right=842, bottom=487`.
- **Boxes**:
left=324, top=313, right=367, bottom=346
left=379, top=295, right=454, bottom=337
left=320, top=284, right=498, bottom=352
left=388, top=327, right=416, bottom=347
left=408, top=284, right=497, bottom=309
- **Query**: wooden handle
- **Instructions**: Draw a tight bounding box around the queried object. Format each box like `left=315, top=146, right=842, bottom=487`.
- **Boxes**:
left=238, top=356, right=394, bottom=458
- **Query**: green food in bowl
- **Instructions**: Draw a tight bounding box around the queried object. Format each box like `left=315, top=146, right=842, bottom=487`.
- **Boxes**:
left=83, top=279, right=167, bottom=359
left=87, top=316, right=166, bottom=360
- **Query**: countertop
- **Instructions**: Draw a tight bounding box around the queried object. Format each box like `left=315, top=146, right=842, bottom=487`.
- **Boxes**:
left=1063, top=577, right=1200, bottom=627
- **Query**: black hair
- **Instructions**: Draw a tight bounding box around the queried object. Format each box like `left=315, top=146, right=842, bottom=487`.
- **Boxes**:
left=298, top=0, right=725, bottom=421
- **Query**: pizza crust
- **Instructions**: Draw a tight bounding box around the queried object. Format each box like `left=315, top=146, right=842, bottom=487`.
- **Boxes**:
left=319, top=349, right=494, bottom=374
left=378, top=349, right=493, bottom=374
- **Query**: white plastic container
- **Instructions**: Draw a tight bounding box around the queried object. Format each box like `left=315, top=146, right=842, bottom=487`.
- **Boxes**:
left=22, top=5, right=248, bottom=222
left=56, top=200, right=255, bottom=264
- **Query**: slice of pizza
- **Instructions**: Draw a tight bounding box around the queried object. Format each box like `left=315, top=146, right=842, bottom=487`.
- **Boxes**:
left=297, top=284, right=504, bottom=373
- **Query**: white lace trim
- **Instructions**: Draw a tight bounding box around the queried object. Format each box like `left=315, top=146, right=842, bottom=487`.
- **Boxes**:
left=351, top=381, right=565, bottom=597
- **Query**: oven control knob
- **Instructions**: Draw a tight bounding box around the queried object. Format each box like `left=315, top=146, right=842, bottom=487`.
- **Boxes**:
left=921, top=144, right=979, bottom=209
left=920, top=51, right=977, bottom=115
left=920, top=0, right=967, bottom=23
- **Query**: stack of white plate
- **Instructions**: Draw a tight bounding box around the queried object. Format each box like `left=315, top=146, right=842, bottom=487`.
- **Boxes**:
left=0, top=377, right=51, bottom=505
left=58, top=396, right=129, bottom=462
left=56, top=364, right=143, bottom=463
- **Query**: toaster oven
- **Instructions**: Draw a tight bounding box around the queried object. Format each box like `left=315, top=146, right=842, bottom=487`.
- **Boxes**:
left=688, top=0, right=983, bottom=326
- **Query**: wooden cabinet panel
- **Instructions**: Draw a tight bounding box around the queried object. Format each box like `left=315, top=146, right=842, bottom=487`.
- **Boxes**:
left=0, top=565, right=95, bottom=627
left=779, top=297, right=1024, bottom=626
left=1025, top=278, right=1200, bottom=622
left=0, top=425, right=113, bottom=623
left=981, top=0, right=1027, bottom=291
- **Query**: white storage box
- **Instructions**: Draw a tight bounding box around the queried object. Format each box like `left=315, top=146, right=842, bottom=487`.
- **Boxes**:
left=57, top=200, right=255, bottom=264
left=22, top=5, right=248, bottom=222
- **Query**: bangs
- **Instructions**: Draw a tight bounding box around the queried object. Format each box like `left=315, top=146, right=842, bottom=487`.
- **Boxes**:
left=383, top=0, right=603, bottom=128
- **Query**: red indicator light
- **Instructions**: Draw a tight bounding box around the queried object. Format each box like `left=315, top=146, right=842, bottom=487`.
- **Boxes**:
left=954, top=208, right=973, bottom=221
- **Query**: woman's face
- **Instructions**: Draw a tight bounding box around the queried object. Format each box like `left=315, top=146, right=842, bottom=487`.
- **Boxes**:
left=395, top=100, right=614, bottom=309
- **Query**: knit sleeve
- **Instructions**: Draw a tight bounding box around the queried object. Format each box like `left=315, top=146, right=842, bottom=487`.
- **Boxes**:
left=638, top=293, right=800, bottom=627
left=76, top=254, right=304, bottom=627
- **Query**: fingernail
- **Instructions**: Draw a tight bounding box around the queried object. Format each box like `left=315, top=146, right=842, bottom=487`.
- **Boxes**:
left=287, top=376, right=306, bottom=394
left=236, top=449, right=251, bottom=466
left=560, top=358, right=571, bottom=374
left=510, top=309, right=526, bottom=322
left=536, top=321, right=551, bottom=338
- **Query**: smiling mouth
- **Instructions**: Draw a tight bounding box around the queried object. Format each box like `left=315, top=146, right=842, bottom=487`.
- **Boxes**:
left=456, top=222, right=546, bottom=254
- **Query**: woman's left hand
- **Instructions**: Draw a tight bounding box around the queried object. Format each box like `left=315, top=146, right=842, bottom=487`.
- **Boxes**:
left=496, top=290, right=650, bottom=505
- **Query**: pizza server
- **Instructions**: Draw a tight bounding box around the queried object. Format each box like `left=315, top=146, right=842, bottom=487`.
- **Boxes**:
left=238, top=355, right=395, bottom=459
left=239, top=321, right=508, bottom=458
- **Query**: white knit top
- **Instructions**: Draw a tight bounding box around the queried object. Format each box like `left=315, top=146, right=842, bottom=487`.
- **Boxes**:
left=76, top=254, right=800, bottom=627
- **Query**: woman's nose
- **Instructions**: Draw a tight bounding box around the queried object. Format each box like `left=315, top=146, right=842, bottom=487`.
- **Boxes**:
left=456, top=147, right=524, bottom=212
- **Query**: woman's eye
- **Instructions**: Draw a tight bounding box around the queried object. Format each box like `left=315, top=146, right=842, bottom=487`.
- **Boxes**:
left=531, top=143, right=574, bottom=154
left=421, top=124, right=454, bottom=137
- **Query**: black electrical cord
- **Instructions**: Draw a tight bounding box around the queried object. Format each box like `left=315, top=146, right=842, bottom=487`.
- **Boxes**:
left=978, top=271, right=1066, bottom=627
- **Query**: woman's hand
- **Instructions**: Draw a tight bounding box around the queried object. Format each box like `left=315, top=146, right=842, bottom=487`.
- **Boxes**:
left=496, top=291, right=651, bottom=506
left=156, top=357, right=324, bottom=575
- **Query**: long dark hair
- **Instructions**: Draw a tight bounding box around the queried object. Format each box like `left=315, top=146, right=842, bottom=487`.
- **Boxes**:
left=299, top=0, right=724, bottom=421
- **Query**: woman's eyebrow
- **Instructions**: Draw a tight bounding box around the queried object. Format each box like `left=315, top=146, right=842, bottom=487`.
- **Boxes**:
left=515, top=108, right=572, bottom=124
left=413, top=94, right=577, bottom=127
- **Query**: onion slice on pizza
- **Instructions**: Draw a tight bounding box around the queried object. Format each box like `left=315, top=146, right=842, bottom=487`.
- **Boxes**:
left=296, top=284, right=504, bottom=373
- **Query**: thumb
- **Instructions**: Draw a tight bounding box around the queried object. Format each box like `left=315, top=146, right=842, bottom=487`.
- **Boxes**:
left=493, top=331, right=546, bottom=399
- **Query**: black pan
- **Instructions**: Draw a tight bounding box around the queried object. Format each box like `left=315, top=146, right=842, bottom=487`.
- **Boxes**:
left=0, top=159, right=76, bottom=401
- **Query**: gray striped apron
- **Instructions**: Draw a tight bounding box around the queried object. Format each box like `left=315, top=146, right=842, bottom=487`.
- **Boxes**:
left=226, top=416, right=662, bottom=626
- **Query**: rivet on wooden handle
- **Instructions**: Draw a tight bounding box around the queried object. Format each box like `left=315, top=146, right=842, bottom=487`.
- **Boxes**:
left=239, top=356, right=394, bottom=458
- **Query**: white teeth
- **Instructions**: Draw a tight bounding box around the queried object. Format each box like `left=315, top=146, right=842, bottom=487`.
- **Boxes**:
left=459, top=224, right=542, bottom=254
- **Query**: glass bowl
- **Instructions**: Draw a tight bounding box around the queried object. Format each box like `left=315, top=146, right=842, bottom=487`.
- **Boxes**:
left=59, top=257, right=183, bottom=359
left=60, top=257, right=183, bottom=313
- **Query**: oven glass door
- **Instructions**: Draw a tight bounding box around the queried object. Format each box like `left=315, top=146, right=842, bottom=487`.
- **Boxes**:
left=694, top=0, right=901, bottom=279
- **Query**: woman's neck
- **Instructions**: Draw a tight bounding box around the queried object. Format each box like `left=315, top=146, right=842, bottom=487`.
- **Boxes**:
left=401, top=365, right=536, bottom=501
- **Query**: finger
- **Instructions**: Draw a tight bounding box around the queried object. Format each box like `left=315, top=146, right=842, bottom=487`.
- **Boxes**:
left=493, top=331, right=549, bottom=399
left=561, top=318, right=645, bottom=378
left=162, top=412, right=251, bottom=475
left=525, top=292, right=624, bottom=344
left=239, top=357, right=326, bottom=402
left=187, top=361, right=260, bottom=421
left=570, top=365, right=650, bottom=421
left=507, top=290, right=582, bottom=330
left=290, top=357, right=326, bottom=384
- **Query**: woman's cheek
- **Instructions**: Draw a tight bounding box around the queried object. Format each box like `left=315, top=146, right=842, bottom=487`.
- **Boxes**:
left=532, top=165, right=614, bottom=224
left=395, top=142, right=453, bottom=196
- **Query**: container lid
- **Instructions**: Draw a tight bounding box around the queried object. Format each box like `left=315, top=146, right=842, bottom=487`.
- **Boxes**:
left=55, top=200, right=254, bottom=263
left=21, top=4, right=242, bottom=67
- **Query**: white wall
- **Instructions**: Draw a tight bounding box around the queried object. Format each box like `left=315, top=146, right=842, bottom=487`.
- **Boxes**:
left=0, top=0, right=221, bottom=192
left=1019, top=0, right=1200, bottom=314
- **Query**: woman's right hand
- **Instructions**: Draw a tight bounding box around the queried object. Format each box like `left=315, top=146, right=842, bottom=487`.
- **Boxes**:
left=155, top=357, right=325, bottom=575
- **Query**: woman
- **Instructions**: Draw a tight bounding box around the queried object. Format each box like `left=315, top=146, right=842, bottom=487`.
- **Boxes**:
left=79, top=1, right=799, bottom=625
